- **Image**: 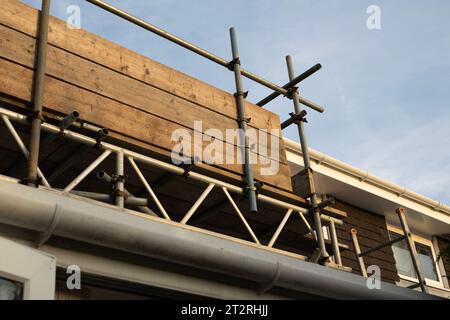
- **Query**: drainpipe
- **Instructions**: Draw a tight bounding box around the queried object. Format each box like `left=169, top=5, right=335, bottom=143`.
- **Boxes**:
left=27, top=0, right=51, bottom=186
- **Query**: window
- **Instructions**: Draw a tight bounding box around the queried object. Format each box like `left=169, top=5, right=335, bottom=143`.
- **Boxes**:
left=416, top=243, right=439, bottom=282
left=388, top=227, right=443, bottom=287
left=0, top=277, right=23, bottom=300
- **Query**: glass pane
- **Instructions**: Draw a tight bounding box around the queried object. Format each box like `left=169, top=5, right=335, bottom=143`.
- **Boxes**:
left=0, top=277, right=23, bottom=300
left=389, top=231, right=417, bottom=278
left=415, top=242, right=439, bottom=281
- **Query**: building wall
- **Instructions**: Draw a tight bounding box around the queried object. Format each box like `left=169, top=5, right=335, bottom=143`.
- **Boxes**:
left=332, top=200, right=400, bottom=284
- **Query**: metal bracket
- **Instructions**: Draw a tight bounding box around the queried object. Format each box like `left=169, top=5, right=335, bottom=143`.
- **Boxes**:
left=254, top=181, right=264, bottom=195
left=316, top=197, right=336, bottom=211
left=111, top=174, right=127, bottom=184
left=241, top=181, right=263, bottom=201
left=243, top=185, right=257, bottom=195
left=56, top=111, right=80, bottom=139
left=299, top=167, right=314, bottom=175
left=95, top=128, right=109, bottom=149
left=27, top=110, right=46, bottom=123
left=226, top=57, right=241, bottom=70
left=310, top=249, right=333, bottom=266
left=57, top=127, right=66, bottom=139
left=244, top=185, right=257, bottom=193
left=20, top=176, right=43, bottom=188
left=237, top=116, right=251, bottom=124
left=285, top=86, right=299, bottom=99
left=179, top=157, right=198, bottom=177
left=234, top=91, right=249, bottom=99
left=114, top=189, right=128, bottom=199
left=291, top=110, right=307, bottom=124
left=318, top=255, right=331, bottom=265
left=309, top=248, right=323, bottom=264
left=111, top=174, right=128, bottom=200
left=309, top=243, right=331, bottom=265
left=280, top=110, right=308, bottom=130
left=181, top=163, right=194, bottom=178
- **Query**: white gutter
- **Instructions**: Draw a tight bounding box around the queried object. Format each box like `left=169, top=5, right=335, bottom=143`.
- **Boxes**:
left=283, top=138, right=450, bottom=217
left=0, top=179, right=435, bottom=299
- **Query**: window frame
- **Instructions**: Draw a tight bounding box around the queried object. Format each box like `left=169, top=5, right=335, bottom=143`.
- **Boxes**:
left=387, top=225, right=444, bottom=288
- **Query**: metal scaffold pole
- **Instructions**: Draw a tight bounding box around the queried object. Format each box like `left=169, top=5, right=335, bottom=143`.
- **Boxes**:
left=229, top=27, right=258, bottom=214
left=27, top=0, right=51, bottom=186
left=285, top=55, right=328, bottom=262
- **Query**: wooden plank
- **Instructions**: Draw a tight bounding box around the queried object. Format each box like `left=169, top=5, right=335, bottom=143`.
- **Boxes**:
left=0, top=57, right=292, bottom=190
left=0, top=0, right=282, bottom=135
left=0, top=24, right=285, bottom=164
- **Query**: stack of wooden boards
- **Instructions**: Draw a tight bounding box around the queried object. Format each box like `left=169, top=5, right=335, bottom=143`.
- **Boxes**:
left=0, top=0, right=293, bottom=194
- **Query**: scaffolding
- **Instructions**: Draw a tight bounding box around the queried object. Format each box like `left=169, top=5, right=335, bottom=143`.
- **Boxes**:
left=13, top=0, right=342, bottom=266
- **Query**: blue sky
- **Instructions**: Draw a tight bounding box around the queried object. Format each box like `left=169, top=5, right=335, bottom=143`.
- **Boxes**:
left=22, top=0, right=450, bottom=204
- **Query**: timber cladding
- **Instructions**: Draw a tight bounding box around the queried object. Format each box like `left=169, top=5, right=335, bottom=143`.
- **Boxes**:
left=0, top=0, right=292, bottom=192
left=332, top=200, right=400, bottom=284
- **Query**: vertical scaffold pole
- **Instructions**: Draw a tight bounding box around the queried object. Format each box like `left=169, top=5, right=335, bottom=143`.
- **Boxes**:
left=229, top=27, right=258, bottom=214
left=27, top=0, right=51, bottom=186
left=286, top=55, right=327, bottom=261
